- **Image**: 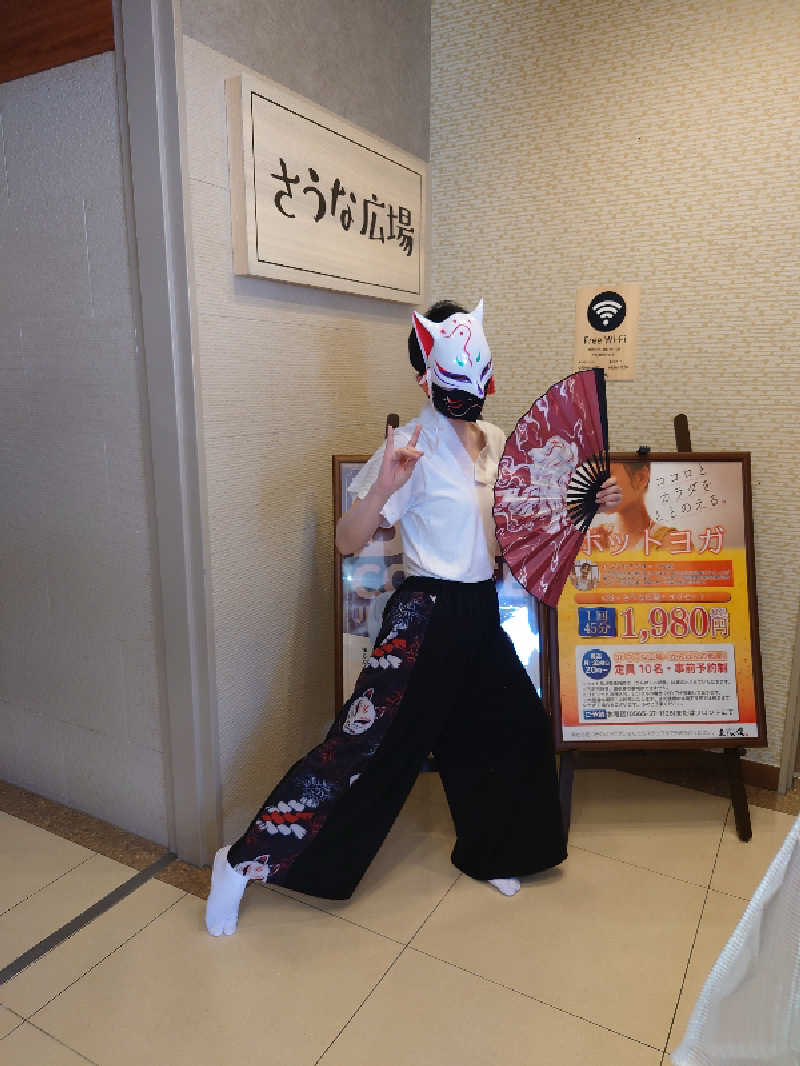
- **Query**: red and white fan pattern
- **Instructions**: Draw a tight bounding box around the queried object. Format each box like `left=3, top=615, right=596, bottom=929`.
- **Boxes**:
left=493, top=370, right=608, bottom=607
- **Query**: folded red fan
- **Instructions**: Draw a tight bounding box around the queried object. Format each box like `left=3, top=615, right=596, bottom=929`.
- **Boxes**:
left=493, top=368, right=609, bottom=607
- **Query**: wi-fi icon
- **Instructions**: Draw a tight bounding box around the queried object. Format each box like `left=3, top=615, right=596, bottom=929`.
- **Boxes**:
left=587, top=290, right=626, bottom=332
left=591, top=299, right=622, bottom=325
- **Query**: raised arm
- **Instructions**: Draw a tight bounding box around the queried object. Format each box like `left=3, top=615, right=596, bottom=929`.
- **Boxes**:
left=335, top=425, right=423, bottom=556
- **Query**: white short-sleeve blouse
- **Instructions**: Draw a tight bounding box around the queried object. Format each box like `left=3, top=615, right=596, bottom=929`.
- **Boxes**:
left=347, top=402, right=506, bottom=583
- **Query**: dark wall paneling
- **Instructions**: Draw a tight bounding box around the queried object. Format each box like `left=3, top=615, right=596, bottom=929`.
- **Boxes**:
left=0, top=0, right=114, bottom=85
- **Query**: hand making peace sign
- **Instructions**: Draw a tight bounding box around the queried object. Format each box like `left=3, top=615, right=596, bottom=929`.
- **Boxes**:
left=376, top=424, right=424, bottom=497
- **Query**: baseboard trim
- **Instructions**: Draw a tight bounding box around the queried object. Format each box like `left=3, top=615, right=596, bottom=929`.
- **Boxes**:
left=566, top=748, right=781, bottom=792
left=741, top=758, right=779, bottom=791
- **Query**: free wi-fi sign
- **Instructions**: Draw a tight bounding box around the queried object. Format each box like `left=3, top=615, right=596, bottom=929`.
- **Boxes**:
left=575, top=283, right=640, bottom=380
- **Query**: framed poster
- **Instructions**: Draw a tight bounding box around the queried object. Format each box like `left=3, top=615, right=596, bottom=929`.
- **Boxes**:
left=549, top=452, right=767, bottom=750
left=333, top=456, right=542, bottom=710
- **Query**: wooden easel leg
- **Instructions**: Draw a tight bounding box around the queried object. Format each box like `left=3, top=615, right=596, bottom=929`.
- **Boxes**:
left=559, top=751, right=576, bottom=842
left=725, top=748, right=752, bottom=842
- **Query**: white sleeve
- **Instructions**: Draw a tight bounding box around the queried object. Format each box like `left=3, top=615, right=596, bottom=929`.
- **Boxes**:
left=347, top=435, right=416, bottom=526
left=347, top=445, right=386, bottom=500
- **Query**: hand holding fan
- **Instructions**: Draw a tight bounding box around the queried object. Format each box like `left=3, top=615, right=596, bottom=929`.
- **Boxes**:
left=493, top=369, right=610, bottom=607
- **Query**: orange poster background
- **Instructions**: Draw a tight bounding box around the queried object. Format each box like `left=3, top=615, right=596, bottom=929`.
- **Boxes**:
left=556, top=459, right=760, bottom=741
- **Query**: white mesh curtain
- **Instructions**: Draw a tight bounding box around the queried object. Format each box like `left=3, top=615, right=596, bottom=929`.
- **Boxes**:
left=672, top=813, right=800, bottom=1066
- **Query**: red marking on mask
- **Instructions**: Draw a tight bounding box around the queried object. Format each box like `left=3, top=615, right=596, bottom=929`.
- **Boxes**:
left=412, top=313, right=434, bottom=357
left=439, top=318, right=474, bottom=366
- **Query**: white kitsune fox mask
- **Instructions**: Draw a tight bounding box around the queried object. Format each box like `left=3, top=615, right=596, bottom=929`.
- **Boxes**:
left=412, top=300, right=495, bottom=405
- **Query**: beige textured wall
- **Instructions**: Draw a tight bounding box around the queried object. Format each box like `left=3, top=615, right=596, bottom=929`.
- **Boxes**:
left=180, top=31, right=429, bottom=838
left=430, top=0, right=800, bottom=768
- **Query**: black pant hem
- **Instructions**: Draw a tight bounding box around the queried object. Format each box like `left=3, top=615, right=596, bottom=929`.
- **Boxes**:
left=451, top=847, right=568, bottom=883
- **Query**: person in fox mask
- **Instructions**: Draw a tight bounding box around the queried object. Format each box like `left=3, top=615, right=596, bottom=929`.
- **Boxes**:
left=206, top=299, right=620, bottom=936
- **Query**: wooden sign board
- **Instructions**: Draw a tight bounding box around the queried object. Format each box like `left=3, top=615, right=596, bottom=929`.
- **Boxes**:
left=226, top=73, right=426, bottom=303
left=546, top=452, right=767, bottom=751
left=574, top=283, right=640, bottom=380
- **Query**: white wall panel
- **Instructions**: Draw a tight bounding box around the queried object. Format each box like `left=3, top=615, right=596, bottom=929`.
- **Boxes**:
left=0, top=52, right=168, bottom=841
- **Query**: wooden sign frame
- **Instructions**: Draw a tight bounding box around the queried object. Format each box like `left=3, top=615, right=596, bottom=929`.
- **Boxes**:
left=226, top=73, right=426, bottom=303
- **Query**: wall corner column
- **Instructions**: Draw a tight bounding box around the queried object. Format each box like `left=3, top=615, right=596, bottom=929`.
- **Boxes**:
left=113, top=0, right=221, bottom=863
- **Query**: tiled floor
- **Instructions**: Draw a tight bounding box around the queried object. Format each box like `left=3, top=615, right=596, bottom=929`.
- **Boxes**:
left=0, top=770, right=795, bottom=1066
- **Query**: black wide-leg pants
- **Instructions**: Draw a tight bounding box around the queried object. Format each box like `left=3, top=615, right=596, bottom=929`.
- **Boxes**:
left=227, top=577, right=566, bottom=899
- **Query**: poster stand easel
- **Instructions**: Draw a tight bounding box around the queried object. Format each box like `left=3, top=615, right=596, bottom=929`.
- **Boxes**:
left=557, top=414, right=754, bottom=844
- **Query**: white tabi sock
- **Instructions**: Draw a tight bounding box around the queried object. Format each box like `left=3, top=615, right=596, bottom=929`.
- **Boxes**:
left=205, top=846, right=248, bottom=936
left=488, top=877, right=521, bottom=897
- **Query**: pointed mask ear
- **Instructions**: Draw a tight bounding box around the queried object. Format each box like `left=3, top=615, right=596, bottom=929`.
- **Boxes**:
left=412, top=312, right=435, bottom=359
left=470, top=298, right=484, bottom=324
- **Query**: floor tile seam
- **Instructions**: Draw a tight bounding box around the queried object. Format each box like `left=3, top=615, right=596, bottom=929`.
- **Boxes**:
left=407, top=946, right=663, bottom=1053
left=0, top=853, right=97, bottom=919
left=0, top=852, right=178, bottom=988
left=265, top=886, right=407, bottom=946
left=660, top=802, right=730, bottom=1057
left=568, top=843, right=714, bottom=890
left=405, top=871, right=462, bottom=945
left=0, top=1015, right=24, bottom=1041
left=706, top=885, right=749, bottom=903
left=0, top=1003, right=26, bottom=1040
left=313, top=944, right=408, bottom=1066
left=22, top=1017, right=102, bottom=1065
left=25, top=894, right=186, bottom=1023
left=706, top=807, right=752, bottom=900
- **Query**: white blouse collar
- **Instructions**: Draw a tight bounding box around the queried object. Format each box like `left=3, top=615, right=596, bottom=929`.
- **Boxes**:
left=418, top=402, right=495, bottom=485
